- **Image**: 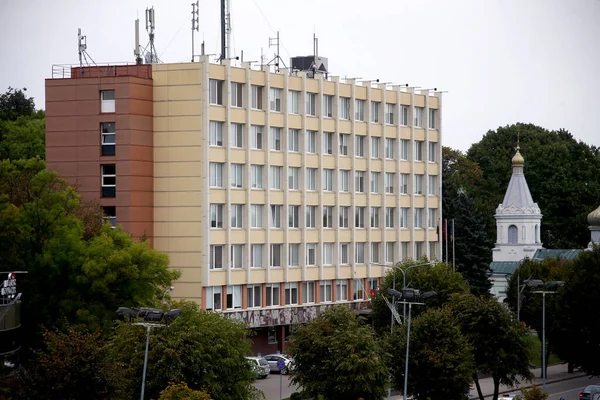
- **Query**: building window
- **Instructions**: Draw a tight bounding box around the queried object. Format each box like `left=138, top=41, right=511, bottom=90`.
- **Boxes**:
left=270, top=205, right=282, bottom=228
left=400, top=105, right=409, bottom=126
left=231, top=244, right=244, bottom=269
left=371, top=207, right=381, bottom=228
left=429, top=242, right=437, bottom=260
left=210, top=204, right=224, bottom=228
left=353, top=278, right=364, bottom=300
left=285, top=282, right=298, bottom=305
left=306, top=92, right=317, bottom=116
left=415, top=242, right=424, bottom=259
left=339, top=134, right=349, bottom=156
left=320, top=280, right=332, bottom=302
left=209, top=79, right=223, bottom=105
left=288, top=167, right=299, bottom=190
left=414, top=174, right=423, bottom=195
left=508, top=225, right=518, bottom=244
left=323, top=169, right=334, bottom=192
left=323, top=132, right=334, bottom=155
left=270, top=88, right=282, bottom=112
left=370, top=172, right=380, bottom=194
left=306, top=243, right=317, bottom=265
left=340, top=243, right=350, bottom=264
left=209, top=121, right=223, bottom=146
left=266, top=283, right=280, bottom=307
left=231, top=123, right=243, bottom=148
left=428, top=142, right=437, bottom=162
left=385, top=173, right=395, bottom=194
left=288, top=129, right=299, bottom=152
left=370, top=101, right=380, bottom=123
left=102, top=206, right=116, bottom=228
left=270, top=127, right=282, bottom=151
left=386, top=207, right=395, bottom=228
left=428, top=208, right=437, bottom=228
left=414, top=107, right=424, bottom=127
left=306, top=168, right=317, bottom=191
left=339, top=170, right=349, bottom=192
left=355, top=99, right=365, bottom=121
left=306, top=131, right=317, bottom=154
left=251, top=165, right=263, bottom=189
left=270, top=244, right=282, bottom=267
left=205, top=286, right=222, bottom=310
left=339, top=206, right=350, bottom=228
left=209, top=245, right=224, bottom=269
left=402, top=242, right=410, bottom=260
left=339, top=97, right=350, bottom=119
left=385, top=138, right=395, bottom=159
left=355, top=242, right=365, bottom=264
left=371, top=242, right=380, bottom=263
left=428, top=108, right=437, bottom=129
left=289, top=243, right=300, bottom=266
left=226, top=285, right=242, bottom=309
left=251, top=204, right=263, bottom=228
left=336, top=279, right=348, bottom=301
left=288, top=90, right=300, bottom=114
left=323, top=95, right=333, bottom=117
left=231, top=204, right=244, bottom=228
left=371, top=137, right=380, bottom=159
left=400, top=139, right=409, bottom=160
left=251, top=85, right=263, bottom=110
left=385, top=103, right=395, bottom=125
left=209, top=162, right=224, bottom=187
left=303, top=281, right=316, bottom=303
left=100, top=90, right=115, bottom=113
left=231, top=82, right=243, bottom=108
left=414, top=208, right=423, bottom=228
left=247, top=284, right=262, bottom=308
left=306, top=205, right=317, bottom=228
left=323, top=206, right=333, bottom=228
left=428, top=175, right=437, bottom=195
left=251, top=244, right=263, bottom=268
left=355, top=206, right=366, bottom=228
left=415, top=141, right=424, bottom=161
left=101, top=164, right=116, bottom=197
left=355, top=171, right=365, bottom=193
left=251, top=125, right=263, bottom=150
left=231, top=164, right=243, bottom=188
left=355, top=135, right=365, bottom=157
left=400, top=208, right=409, bottom=228
left=386, top=242, right=395, bottom=263
left=101, top=122, right=115, bottom=156
left=270, top=166, right=281, bottom=190
left=400, top=173, right=409, bottom=194
left=289, top=205, right=300, bottom=228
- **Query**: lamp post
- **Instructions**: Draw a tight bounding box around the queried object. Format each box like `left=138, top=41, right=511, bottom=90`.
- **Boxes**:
left=523, top=279, right=565, bottom=392
left=387, top=288, right=436, bottom=400
left=162, top=286, right=175, bottom=304
left=117, top=307, right=182, bottom=400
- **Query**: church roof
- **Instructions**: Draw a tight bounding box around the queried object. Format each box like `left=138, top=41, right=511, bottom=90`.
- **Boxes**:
left=532, top=249, right=582, bottom=261
left=490, top=261, right=521, bottom=275
left=496, top=147, right=541, bottom=215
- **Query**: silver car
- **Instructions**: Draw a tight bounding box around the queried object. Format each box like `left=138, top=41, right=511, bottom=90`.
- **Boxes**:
left=245, top=356, right=270, bottom=379
left=263, top=354, right=296, bottom=375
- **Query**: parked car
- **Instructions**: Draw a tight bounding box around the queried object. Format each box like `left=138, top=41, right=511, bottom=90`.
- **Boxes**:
left=263, top=354, right=296, bottom=375
left=245, top=356, right=270, bottom=379
left=580, top=385, right=600, bottom=400
left=499, top=394, right=519, bottom=399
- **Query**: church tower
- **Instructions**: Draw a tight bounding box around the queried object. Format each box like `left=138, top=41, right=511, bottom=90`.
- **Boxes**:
left=492, top=145, right=543, bottom=261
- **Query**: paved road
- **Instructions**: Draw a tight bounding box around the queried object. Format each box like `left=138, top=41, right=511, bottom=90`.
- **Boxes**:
left=253, top=372, right=299, bottom=399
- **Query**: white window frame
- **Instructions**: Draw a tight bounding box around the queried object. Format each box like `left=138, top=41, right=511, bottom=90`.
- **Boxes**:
left=306, top=131, right=317, bottom=154
left=210, top=245, right=224, bottom=269
left=371, top=136, right=380, bottom=159
left=266, top=283, right=280, bottom=306
left=231, top=204, right=244, bottom=228
left=339, top=206, right=349, bottom=228
left=209, top=79, right=223, bottom=105
left=385, top=103, right=395, bottom=125
left=247, top=284, right=262, bottom=308
left=355, top=206, right=365, bottom=228
left=371, top=101, right=380, bottom=123
left=385, top=172, right=395, bottom=194
left=205, top=286, right=222, bottom=310
left=320, top=280, right=332, bottom=302
left=288, top=129, right=299, bottom=152
left=231, top=163, right=243, bottom=188
left=231, top=123, right=243, bottom=148
left=355, top=171, right=365, bottom=193
left=428, top=108, right=437, bottom=129
left=340, top=243, right=350, bottom=264
left=288, top=167, right=299, bottom=190
left=306, top=205, right=317, bottom=228
left=269, top=88, right=282, bottom=112
left=371, top=242, right=380, bottom=263
left=339, top=97, right=350, bottom=119
left=251, top=165, right=263, bottom=189
left=270, top=127, right=282, bottom=151
left=428, top=208, right=437, bottom=228
left=231, top=82, right=243, bottom=108
left=226, top=285, right=242, bottom=309
left=400, top=208, right=409, bottom=228
left=336, top=279, right=348, bottom=301
left=251, top=204, right=263, bottom=228
left=322, top=132, right=334, bottom=155
left=400, top=105, right=409, bottom=126
left=414, top=174, right=424, bottom=195
left=371, top=207, right=381, bottom=228
left=251, top=125, right=264, bottom=150
left=355, top=242, right=365, bottom=264
left=100, top=90, right=115, bottom=113
left=339, top=134, right=349, bottom=156
left=270, top=244, right=282, bottom=267
left=251, top=244, right=263, bottom=268
left=400, top=139, right=409, bottom=160
left=415, top=141, right=424, bottom=161
left=306, top=168, right=317, bottom=191
left=355, top=136, right=365, bottom=157
left=385, top=138, right=395, bottom=159
left=306, top=92, right=317, bottom=116
left=386, top=207, right=395, bottom=228
left=414, top=107, right=424, bottom=127
left=370, top=172, right=380, bottom=194
left=355, top=99, right=365, bottom=121
left=288, top=90, right=300, bottom=114
left=428, top=141, right=437, bottom=162
left=101, top=164, right=116, bottom=192
left=285, top=282, right=298, bottom=305
left=414, top=208, right=423, bottom=228
left=210, top=204, right=224, bottom=228
left=289, top=205, right=300, bottom=228
left=251, top=85, right=263, bottom=110
left=386, top=242, right=395, bottom=263
left=270, top=166, right=282, bottom=190
left=231, top=244, right=244, bottom=269
left=209, top=121, right=223, bottom=147
left=303, top=281, right=316, bottom=303
left=289, top=243, right=300, bottom=266
left=400, top=173, right=409, bottom=194
left=306, top=243, right=317, bottom=265
left=323, top=169, right=334, bottom=192
left=339, top=170, right=349, bottom=192
left=323, top=95, right=333, bottom=118
left=428, top=175, right=437, bottom=195
left=209, top=162, right=224, bottom=187
left=101, top=122, right=115, bottom=147
left=270, top=205, right=282, bottom=228
left=323, top=206, right=333, bottom=228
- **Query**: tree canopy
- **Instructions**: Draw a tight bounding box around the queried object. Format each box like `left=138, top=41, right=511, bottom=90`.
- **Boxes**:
left=0, top=87, right=36, bottom=121
left=0, top=87, right=45, bottom=160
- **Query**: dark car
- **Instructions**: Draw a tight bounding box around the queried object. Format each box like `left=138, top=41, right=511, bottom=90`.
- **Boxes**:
left=580, top=385, right=600, bottom=400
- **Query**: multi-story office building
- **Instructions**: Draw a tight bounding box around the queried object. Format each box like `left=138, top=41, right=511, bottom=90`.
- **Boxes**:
left=45, top=56, right=442, bottom=353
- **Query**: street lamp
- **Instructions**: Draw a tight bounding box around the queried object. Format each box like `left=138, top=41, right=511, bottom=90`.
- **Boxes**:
left=523, top=279, right=565, bottom=392
left=162, top=286, right=175, bottom=304
left=387, top=288, right=436, bottom=400
left=117, top=307, right=182, bottom=400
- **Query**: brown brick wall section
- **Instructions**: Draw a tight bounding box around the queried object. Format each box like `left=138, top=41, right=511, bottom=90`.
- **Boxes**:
left=45, top=66, right=153, bottom=243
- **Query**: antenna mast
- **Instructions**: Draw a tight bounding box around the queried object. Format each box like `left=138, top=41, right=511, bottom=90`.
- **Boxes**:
left=219, top=0, right=231, bottom=61
left=145, top=7, right=159, bottom=64
left=134, top=19, right=142, bottom=64
left=191, top=1, right=199, bottom=62
left=78, top=28, right=87, bottom=67
left=267, top=31, right=287, bottom=72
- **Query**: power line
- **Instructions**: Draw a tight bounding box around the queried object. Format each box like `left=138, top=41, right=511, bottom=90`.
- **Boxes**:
left=251, top=0, right=291, bottom=59
left=160, top=14, right=192, bottom=60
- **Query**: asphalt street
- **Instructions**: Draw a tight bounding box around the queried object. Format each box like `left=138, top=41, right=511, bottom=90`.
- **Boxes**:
left=253, top=372, right=298, bottom=400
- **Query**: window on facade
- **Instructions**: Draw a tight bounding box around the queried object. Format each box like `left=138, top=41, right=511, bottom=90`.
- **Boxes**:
left=355, top=171, right=365, bottom=193
left=355, top=242, right=365, bottom=264
left=288, top=129, right=299, bottom=152
left=428, top=108, right=437, bottom=129
left=428, top=208, right=437, bottom=228
left=355, top=206, right=366, bottom=228
left=428, top=175, right=437, bottom=195
left=339, top=134, right=349, bottom=156
left=353, top=278, right=364, bottom=300
left=306, top=168, right=317, bottom=191
left=385, top=173, right=395, bottom=194
left=385, top=138, right=395, bottom=159
left=270, top=88, right=282, bottom=111
left=288, top=167, right=299, bottom=190
left=270, top=205, right=282, bottom=228
left=209, top=245, right=224, bottom=269
left=251, top=204, right=263, bottom=228
left=285, top=283, right=298, bottom=305
left=288, top=90, right=300, bottom=114
left=371, top=172, right=380, bottom=194
left=414, top=242, right=424, bottom=259
left=430, top=242, right=437, bottom=260
left=289, top=205, right=300, bottom=228
left=371, top=137, right=380, bottom=158
left=270, top=127, right=282, bottom=151
left=226, top=285, right=242, bottom=309
left=371, top=242, right=380, bottom=263
left=306, top=131, right=317, bottom=154
left=323, top=169, right=334, bottom=192
left=339, top=206, right=349, bottom=228
left=339, top=97, right=350, bottom=119
left=306, top=92, right=317, bottom=116
left=289, top=243, right=300, bottom=266
left=336, top=279, right=348, bottom=301
left=247, top=284, right=262, bottom=308
left=209, top=121, right=223, bottom=146
left=102, top=206, right=116, bottom=228
left=414, top=174, right=423, bottom=195
left=100, top=90, right=115, bottom=113
left=371, top=207, right=381, bottom=228
left=251, top=125, right=263, bottom=150
left=400, top=139, right=409, bottom=160
left=340, top=243, right=350, bottom=264
left=270, top=166, right=281, bottom=190
left=355, top=99, right=365, bottom=121
left=266, top=283, right=280, bottom=306
left=401, top=242, right=410, bottom=260
left=323, top=243, right=333, bottom=265
left=508, top=225, right=518, bottom=244
left=306, top=205, right=317, bottom=228
left=210, top=204, right=224, bottom=228
left=209, top=162, right=224, bottom=187
left=101, top=164, right=116, bottom=197
left=231, top=204, right=244, bottom=228
left=355, top=135, right=365, bottom=157
left=209, top=80, right=223, bottom=105
left=370, top=101, right=380, bottom=123
left=231, top=244, right=244, bottom=269
left=428, top=142, right=437, bottom=162
left=251, top=244, right=263, bottom=268
left=101, top=122, right=115, bottom=156
left=323, top=132, right=334, bottom=155
left=251, top=85, right=263, bottom=109
left=205, top=286, right=222, bottom=310
left=231, top=123, right=243, bottom=148
left=386, top=242, right=395, bottom=263
left=320, top=280, right=332, bottom=302
left=386, top=207, right=395, bottom=228
left=400, top=208, right=409, bottom=228
left=303, top=281, right=316, bottom=303
left=400, top=105, right=409, bottom=126
left=323, top=206, right=333, bottom=228
left=231, top=163, right=243, bottom=188
left=323, top=95, right=333, bottom=117
left=231, top=82, right=243, bottom=108
left=386, top=103, right=395, bottom=124
left=400, top=173, right=409, bottom=194
left=415, top=141, right=424, bottom=161
left=414, top=208, right=423, bottom=228
left=414, top=107, right=424, bottom=127
left=270, top=244, right=282, bottom=267
left=251, top=165, right=263, bottom=189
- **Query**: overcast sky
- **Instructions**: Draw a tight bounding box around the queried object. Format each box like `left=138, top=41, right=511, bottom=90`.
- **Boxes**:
left=1, top=0, right=599, bottom=151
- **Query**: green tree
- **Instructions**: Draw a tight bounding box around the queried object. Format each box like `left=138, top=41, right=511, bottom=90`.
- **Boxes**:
left=0, top=87, right=36, bottom=121
left=109, top=301, right=261, bottom=400
left=518, top=385, right=548, bottom=400
left=287, top=305, right=388, bottom=400
left=450, top=293, right=532, bottom=400
left=0, top=116, right=45, bottom=160
left=158, top=383, right=211, bottom=400
left=466, top=123, right=600, bottom=249
left=386, top=307, right=474, bottom=400
left=552, top=245, right=600, bottom=376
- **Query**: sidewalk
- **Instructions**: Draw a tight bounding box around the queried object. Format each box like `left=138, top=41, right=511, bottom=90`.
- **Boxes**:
left=387, top=363, right=586, bottom=399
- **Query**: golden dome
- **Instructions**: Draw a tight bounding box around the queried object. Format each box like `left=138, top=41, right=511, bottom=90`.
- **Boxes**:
left=512, top=147, right=525, bottom=167
left=588, top=205, right=600, bottom=226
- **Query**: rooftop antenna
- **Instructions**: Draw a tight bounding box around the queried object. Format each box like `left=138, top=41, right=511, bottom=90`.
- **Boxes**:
left=267, top=31, right=287, bottom=72
left=78, top=28, right=87, bottom=67
left=145, top=7, right=159, bottom=64
left=218, top=0, right=232, bottom=61
left=134, top=18, right=143, bottom=64
left=191, top=1, right=199, bottom=62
